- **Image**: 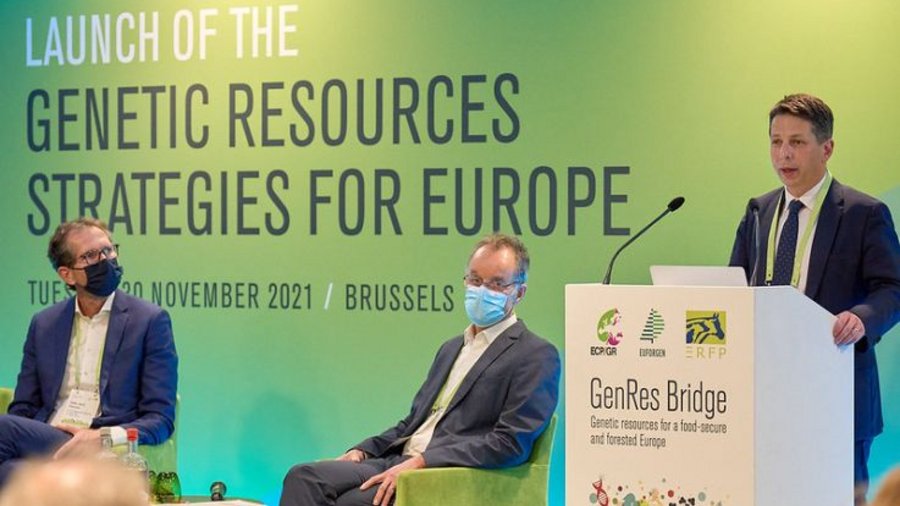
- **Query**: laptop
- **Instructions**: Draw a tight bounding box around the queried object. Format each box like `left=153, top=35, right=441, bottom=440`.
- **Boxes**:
left=650, top=265, right=748, bottom=287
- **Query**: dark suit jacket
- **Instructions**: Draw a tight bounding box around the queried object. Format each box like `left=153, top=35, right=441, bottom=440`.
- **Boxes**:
left=730, top=179, right=900, bottom=439
left=355, top=320, right=560, bottom=468
left=9, top=290, right=178, bottom=445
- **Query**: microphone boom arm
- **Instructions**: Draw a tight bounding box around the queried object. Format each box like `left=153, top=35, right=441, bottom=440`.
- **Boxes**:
left=601, top=208, right=672, bottom=284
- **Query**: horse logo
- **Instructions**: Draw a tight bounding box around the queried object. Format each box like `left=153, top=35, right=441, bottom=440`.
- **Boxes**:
left=685, top=311, right=726, bottom=345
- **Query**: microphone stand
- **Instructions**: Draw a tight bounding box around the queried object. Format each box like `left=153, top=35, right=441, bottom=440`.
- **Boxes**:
left=602, top=197, right=684, bottom=284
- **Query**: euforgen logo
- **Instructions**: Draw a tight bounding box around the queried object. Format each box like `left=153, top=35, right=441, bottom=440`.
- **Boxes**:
left=641, top=308, right=665, bottom=343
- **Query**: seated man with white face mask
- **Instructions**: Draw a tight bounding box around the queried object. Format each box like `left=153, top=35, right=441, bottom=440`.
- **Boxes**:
left=280, top=233, right=561, bottom=506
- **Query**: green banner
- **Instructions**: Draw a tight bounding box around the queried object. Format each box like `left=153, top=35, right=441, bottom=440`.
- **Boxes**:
left=2, top=1, right=899, bottom=503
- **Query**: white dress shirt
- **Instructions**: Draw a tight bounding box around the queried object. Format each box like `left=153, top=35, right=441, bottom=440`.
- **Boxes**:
left=49, top=293, right=126, bottom=444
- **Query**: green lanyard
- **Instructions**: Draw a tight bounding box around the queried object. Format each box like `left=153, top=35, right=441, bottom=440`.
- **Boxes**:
left=430, top=338, right=483, bottom=414
left=764, top=173, right=831, bottom=287
left=430, top=375, right=463, bottom=414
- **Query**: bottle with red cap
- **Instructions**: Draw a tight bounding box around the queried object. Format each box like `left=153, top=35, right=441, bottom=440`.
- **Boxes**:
left=120, top=428, right=149, bottom=484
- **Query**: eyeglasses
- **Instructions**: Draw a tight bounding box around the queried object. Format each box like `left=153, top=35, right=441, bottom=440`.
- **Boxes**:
left=463, top=274, right=520, bottom=293
left=74, top=244, right=119, bottom=267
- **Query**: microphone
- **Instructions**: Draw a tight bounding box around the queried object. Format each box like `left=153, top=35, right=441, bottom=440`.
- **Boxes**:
left=602, top=197, right=685, bottom=284
left=748, top=199, right=761, bottom=286
left=210, top=481, right=227, bottom=501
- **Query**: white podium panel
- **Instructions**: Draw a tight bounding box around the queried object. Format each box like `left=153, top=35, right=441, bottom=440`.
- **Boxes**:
left=565, top=284, right=852, bottom=506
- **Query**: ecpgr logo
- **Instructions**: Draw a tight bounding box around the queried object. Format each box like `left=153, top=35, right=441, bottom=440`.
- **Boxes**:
left=591, top=308, right=622, bottom=357
left=685, top=310, right=727, bottom=360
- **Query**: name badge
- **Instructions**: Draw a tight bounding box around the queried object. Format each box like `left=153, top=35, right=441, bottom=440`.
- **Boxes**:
left=54, top=388, right=100, bottom=428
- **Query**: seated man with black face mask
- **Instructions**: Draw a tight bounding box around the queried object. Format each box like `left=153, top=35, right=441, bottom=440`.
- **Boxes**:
left=0, top=218, right=178, bottom=488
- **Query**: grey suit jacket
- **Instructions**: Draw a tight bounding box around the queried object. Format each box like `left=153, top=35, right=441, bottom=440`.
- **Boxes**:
left=355, top=320, right=560, bottom=468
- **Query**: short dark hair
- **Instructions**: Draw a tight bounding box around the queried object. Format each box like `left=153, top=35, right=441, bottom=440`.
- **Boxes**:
left=48, top=218, right=112, bottom=269
left=769, top=93, right=834, bottom=143
left=468, top=233, right=530, bottom=283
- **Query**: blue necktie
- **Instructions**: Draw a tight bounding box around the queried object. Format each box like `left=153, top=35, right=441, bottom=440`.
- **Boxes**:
left=772, top=199, right=804, bottom=285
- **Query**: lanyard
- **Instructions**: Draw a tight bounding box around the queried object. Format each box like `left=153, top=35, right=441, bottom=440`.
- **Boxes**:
left=430, top=339, right=483, bottom=413
left=764, top=173, right=831, bottom=287
left=431, top=371, right=464, bottom=414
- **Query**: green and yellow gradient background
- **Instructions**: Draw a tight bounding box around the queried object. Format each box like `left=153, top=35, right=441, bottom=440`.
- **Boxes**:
left=1, top=2, right=899, bottom=503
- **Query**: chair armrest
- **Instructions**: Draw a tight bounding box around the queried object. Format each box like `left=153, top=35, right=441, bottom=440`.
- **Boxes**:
left=141, top=393, right=180, bottom=474
left=0, top=387, right=12, bottom=414
left=395, top=463, right=549, bottom=506
left=141, top=438, right=178, bottom=474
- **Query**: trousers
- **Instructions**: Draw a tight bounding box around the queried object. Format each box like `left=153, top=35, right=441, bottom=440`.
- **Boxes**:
left=0, top=414, right=71, bottom=487
left=280, top=454, right=409, bottom=506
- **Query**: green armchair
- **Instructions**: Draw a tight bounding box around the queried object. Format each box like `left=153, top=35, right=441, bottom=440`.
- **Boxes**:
left=394, top=415, right=557, bottom=506
left=0, top=386, right=178, bottom=475
left=139, top=396, right=179, bottom=475
left=0, top=387, right=11, bottom=415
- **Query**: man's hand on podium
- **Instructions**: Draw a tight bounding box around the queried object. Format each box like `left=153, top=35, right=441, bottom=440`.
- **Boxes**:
left=833, top=311, right=866, bottom=346
left=360, top=454, right=426, bottom=505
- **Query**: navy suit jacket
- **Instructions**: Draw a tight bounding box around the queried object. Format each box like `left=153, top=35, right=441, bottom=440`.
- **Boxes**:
left=730, top=179, right=900, bottom=439
left=355, top=320, right=560, bottom=468
left=9, top=290, right=178, bottom=445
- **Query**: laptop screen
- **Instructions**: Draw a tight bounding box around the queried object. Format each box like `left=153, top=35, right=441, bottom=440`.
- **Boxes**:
left=650, top=265, right=748, bottom=287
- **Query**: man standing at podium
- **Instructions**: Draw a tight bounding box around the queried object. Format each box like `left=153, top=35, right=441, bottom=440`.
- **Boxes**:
left=730, top=94, right=900, bottom=504
left=280, top=234, right=560, bottom=506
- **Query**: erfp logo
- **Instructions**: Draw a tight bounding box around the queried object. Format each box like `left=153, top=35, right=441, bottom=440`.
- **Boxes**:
left=685, top=310, right=727, bottom=359
left=591, top=308, right=622, bottom=356
left=685, top=311, right=726, bottom=344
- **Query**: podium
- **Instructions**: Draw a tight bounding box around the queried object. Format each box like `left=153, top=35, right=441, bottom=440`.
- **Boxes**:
left=565, top=284, right=853, bottom=506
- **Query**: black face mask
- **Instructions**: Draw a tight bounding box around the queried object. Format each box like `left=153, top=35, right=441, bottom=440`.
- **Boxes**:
left=82, top=258, right=124, bottom=297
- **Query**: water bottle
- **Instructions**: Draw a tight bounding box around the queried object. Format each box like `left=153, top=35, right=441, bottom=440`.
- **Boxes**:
left=120, top=428, right=149, bottom=484
left=98, top=427, right=117, bottom=461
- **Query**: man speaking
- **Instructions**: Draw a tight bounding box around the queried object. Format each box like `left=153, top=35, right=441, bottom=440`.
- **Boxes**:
left=730, top=94, right=900, bottom=504
left=280, top=233, right=560, bottom=506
